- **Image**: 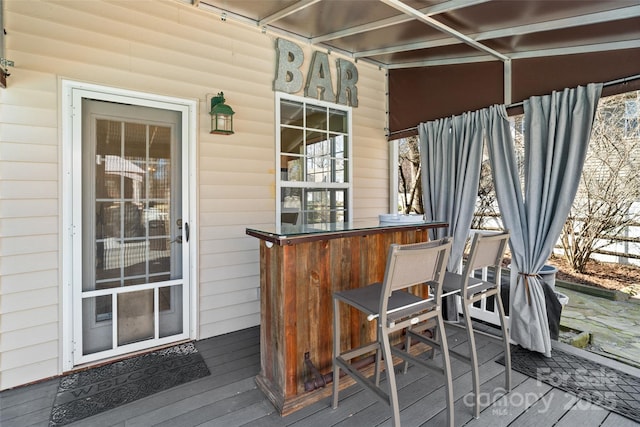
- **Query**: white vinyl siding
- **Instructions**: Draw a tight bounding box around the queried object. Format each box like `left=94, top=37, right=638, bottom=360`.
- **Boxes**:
left=0, top=0, right=387, bottom=390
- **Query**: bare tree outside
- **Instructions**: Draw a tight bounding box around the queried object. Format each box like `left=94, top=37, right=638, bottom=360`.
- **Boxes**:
left=561, top=91, right=640, bottom=273
left=397, top=136, right=423, bottom=214
left=472, top=117, right=527, bottom=230
left=471, top=158, right=497, bottom=229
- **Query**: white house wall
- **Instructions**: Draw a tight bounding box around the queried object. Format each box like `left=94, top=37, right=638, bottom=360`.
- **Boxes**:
left=0, top=0, right=388, bottom=390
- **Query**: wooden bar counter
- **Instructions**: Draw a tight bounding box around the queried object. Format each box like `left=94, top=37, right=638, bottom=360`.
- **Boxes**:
left=246, top=220, right=448, bottom=415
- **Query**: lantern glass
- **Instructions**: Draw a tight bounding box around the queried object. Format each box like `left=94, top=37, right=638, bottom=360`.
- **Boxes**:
left=213, top=114, right=232, bottom=133
left=209, top=92, right=235, bottom=135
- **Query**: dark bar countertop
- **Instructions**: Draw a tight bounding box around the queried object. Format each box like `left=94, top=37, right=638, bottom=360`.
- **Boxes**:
left=246, top=219, right=448, bottom=246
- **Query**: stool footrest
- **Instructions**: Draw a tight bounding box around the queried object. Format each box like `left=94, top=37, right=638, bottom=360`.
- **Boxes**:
left=334, top=356, right=391, bottom=406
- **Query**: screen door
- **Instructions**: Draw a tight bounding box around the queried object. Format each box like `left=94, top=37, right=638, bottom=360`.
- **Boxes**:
left=74, top=99, right=190, bottom=365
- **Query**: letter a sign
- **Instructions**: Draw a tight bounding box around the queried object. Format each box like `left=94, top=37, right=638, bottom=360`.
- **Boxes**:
left=273, top=38, right=358, bottom=107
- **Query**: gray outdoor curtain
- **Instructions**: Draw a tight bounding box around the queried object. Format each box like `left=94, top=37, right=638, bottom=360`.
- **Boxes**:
left=418, top=110, right=485, bottom=320
left=485, top=83, right=603, bottom=356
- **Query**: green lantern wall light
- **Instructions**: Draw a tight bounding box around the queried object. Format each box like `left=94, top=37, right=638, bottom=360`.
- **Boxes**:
left=210, top=92, right=235, bottom=135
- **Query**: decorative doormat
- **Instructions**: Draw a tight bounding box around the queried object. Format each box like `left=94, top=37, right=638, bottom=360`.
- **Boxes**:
left=497, top=345, right=640, bottom=423
left=49, top=342, right=210, bottom=426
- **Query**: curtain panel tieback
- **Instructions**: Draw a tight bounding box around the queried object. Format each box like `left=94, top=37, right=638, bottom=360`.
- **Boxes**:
left=518, top=272, right=539, bottom=305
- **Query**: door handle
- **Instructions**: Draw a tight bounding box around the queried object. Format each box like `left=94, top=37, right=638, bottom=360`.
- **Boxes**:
left=173, top=218, right=186, bottom=244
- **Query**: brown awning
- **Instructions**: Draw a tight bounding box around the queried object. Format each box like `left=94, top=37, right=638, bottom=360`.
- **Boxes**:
left=389, top=49, right=640, bottom=138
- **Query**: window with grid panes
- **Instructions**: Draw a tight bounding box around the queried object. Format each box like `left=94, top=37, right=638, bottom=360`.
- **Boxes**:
left=277, top=93, right=351, bottom=226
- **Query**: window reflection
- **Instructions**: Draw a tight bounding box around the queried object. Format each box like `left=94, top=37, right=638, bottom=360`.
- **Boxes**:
left=93, top=120, right=172, bottom=290
left=279, top=97, right=350, bottom=225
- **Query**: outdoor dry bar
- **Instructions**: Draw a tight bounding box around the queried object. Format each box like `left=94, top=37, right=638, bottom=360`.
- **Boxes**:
left=246, top=220, right=448, bottom=414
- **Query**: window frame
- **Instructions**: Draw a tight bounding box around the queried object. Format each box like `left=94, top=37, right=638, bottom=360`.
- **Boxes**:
left=0, top=0, right=5, bottom=88
left=275, top=92, right=353, bottom=225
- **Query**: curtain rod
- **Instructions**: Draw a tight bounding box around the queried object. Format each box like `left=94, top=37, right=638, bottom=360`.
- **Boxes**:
left=387, top=74, right=640, bottom=138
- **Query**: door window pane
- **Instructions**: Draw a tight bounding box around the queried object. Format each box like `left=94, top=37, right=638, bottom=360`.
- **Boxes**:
left=82, top=296, right=113, bottom=355
left=159, top=285, right=183, bottom=338
left=92, top=120, right=176, bottom=291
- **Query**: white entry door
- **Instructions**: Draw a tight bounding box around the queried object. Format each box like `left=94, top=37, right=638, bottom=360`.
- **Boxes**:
left=71, top=96, right=192, bottom=366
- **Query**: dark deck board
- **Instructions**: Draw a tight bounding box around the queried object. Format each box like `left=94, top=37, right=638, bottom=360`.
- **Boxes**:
left=418, top=368, right=528, bottom=427
left=601, top=412, right=640, bottom=427
left=553, top=399, right=609, bottom=427
left=0, top=378, right=58, bottom=427
left=1, top=325, right=639, bottom=427
left=124, top=377, right=260, bottom=427
left=463, top=377, right=553, bottom=427
left=508, top=388, right=578, bottom=427
left=154, top=387, right=267, bottom=427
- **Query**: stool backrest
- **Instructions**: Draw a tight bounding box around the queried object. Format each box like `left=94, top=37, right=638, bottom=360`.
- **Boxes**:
left=379, top=238, right=452, bottom=318
left=463, top=231, right=510, bottom=291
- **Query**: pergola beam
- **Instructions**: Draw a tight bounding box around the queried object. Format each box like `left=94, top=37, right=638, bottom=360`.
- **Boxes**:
left=355, top=4, right=640, bottom=59
left=258, top=0, right=321, bottom=27
left=311, top=0, right=490, bottom=44
left=379, top=0, right=510, bottom=61
left=386, top=39, right=640, bottom=69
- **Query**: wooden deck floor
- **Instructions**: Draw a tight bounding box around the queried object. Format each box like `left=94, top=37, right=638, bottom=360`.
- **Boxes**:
left=2, top=325, right=639, bottom=427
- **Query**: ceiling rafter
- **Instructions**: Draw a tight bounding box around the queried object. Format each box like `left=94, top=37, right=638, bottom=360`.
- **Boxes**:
left=379, top=0, right=509, bottom=61
left=311, top=0, right=491, bottom=44
left=388, top=39, right=640, bottom=70
left=508, top=39, right=640, bottom=60
left=355, top=4, right=640, bottom=60
left=258, top=0, right=321, bottom=27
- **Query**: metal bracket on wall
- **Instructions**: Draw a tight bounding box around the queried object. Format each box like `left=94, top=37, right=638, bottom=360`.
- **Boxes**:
left=1, top=57, right=14, bottom=69
left=0, top=58, right=10, bottom=88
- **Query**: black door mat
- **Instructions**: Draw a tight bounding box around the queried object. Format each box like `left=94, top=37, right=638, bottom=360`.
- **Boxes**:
left=49, top=342, right=210, bottom=426
left=497, top=345, right=640, bottom=423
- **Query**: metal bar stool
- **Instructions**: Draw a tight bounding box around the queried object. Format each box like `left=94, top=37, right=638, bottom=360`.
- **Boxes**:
left=407, top=231, right=511, bottom=419
left=332, top=238, right=455, bottom=427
